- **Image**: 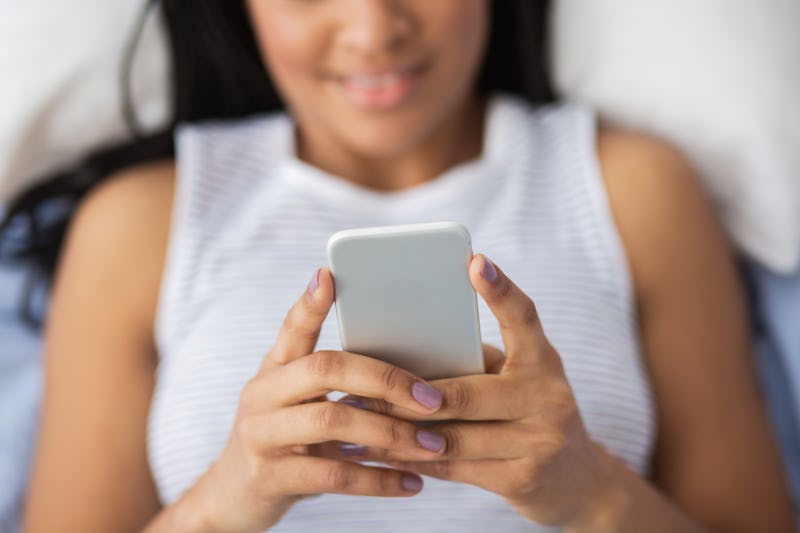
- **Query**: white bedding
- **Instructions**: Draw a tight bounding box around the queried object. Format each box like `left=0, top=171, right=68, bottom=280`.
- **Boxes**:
left=1, top=1, right=798, bottom=272
left=0, top=1, right=170, bottom=206
left=551, top=0, right=800, bottom=273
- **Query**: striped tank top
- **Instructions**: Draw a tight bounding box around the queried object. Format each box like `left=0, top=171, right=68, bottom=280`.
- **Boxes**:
left=149, top=95, right=656, bottom=532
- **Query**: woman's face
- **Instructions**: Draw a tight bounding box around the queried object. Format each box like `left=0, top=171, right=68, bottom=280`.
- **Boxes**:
left=246, top=0, right=490, bottom=159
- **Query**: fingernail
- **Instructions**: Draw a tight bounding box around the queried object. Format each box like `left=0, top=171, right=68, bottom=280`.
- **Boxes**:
left=412, top=382, right=442, bottom=410
left=416, top=430, right=445, bottom=453
left=307, top=268, right=320, bottom=294
left=402, top=474, right=423, bottom=492
left=339, top=442, right=367, bottom=456
left=481, top=257, right=498, bottom=283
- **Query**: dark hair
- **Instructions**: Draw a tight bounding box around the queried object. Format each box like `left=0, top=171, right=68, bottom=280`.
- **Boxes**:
left=0, top=0, right=553, bottom=328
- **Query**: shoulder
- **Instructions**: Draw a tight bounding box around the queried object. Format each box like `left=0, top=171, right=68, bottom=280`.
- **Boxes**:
left=77, top=158, right=175, bottom=226
left=79, top=157, right=174, bottom=213
left=71, top=158, right=175, bottom=268
left=596, top=127, right=698, bottom=196
left=595, top=127, right=729, bottom=298
left=596, top=127, right=702, bottom=212
left=60, top=159, right=176, bottom=333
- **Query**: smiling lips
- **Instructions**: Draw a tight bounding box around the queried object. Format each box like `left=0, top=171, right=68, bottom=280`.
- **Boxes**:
left=335, top=62, right=428, bottom=111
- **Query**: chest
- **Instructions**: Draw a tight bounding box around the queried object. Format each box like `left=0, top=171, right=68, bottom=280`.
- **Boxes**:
left=149, top=205, right=655, bottom=509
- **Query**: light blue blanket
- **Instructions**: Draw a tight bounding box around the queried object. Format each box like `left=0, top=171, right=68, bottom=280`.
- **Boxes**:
left=747, top=262, right=800, bottom=516
left=0, top=261, right=42, bottom=533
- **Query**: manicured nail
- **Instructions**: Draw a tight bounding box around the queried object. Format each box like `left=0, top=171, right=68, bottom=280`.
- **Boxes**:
left=339, top=442, right=367, bottom=456
left=416, top=430, right=445, bottom=453
left=402, top=474, right=423, bottom=492
left=412, top=382, right=442, bottom=410
left=481, top=257, right=498, bottom=283
left=307, top=268, right=320, bottom=294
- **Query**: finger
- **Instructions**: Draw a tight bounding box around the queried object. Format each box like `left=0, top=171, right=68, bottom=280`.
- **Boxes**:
left=308, top=440, right=343, bottom=460
left=254, top=351, right=443, bottom=415
left=384, top=458, right=513, bottom=495
left=275, top=456, right=423, bottom=497
left=263, top=268, right=335, bottom=368
left=483, top=343, right=506, bottom=374
left=355, top=421, right=525, bottom=462
left=469, top=255, right=552, bottom=369
left=248, top=402, right=444, bottom=457
left=339, top=373, right=524, bottom=421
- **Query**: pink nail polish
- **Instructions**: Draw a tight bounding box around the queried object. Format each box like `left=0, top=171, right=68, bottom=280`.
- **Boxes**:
left=307, top=269, right=320, bottom=294
left=481, top=257, right=497, bottom=282
left=416, top=430, right=445, bottom=453
left=412, top=382, right=442, bottom=410
left=402, top=474, right=423, bottom=492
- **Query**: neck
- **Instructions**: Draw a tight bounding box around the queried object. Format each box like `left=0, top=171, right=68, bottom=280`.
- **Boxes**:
left=295, top=96, right=486, bottom=192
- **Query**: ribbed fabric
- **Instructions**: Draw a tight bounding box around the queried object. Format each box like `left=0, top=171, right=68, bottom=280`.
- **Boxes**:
left=149, top=95, right=655, bottom=532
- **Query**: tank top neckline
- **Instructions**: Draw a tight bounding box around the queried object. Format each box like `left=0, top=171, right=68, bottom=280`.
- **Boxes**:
left=271, top=96, right=512, bottom=208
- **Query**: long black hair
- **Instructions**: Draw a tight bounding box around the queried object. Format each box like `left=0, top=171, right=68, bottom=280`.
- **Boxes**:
left=0, top=0, right=553, bottom=328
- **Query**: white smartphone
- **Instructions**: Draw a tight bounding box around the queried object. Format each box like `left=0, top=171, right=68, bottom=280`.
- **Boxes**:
left=327, top=221, right=484, bottom=380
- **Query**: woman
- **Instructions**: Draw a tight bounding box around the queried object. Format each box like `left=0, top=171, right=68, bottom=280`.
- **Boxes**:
left=15, top=1, right=793, bottom=531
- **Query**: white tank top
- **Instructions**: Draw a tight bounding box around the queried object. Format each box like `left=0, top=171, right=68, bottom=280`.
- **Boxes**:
left=149, top=95, right=655, bottom=532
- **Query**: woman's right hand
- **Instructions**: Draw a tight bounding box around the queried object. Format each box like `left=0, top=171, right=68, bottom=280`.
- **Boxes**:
left=174, top=268, right=447, bottom=533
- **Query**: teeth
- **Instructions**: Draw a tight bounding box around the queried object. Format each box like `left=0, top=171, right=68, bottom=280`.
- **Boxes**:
left=346, top=72, right=404, bottom=89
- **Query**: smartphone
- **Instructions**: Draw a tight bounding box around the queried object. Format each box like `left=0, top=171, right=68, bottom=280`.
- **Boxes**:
left=327, top=221, right=484, bottom=380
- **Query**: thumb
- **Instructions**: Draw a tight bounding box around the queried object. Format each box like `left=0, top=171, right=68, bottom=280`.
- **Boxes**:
left=469, top=254, right=551, bottom=371
left=262, top=268, right=335, bottom=369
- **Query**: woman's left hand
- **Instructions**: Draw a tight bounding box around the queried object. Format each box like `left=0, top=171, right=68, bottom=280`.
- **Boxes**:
left=341, top=254, right=622, bottom=529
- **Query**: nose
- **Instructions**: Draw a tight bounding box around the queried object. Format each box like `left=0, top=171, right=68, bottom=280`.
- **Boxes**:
left=337, top=0, right=416, bottom=56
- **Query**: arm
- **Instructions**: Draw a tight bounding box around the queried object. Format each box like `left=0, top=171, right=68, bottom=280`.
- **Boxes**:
left=23, top=162, right=449, bottom=533
left=595, top=130, right=794, bottom=532
left=23, top=162, right=175, bottom=532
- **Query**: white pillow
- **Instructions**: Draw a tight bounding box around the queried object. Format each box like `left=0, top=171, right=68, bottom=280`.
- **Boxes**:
left=0, top=1, right=171, bottom=207
left=551, top=0, right=800, bottom=274
left=3, top=1, right=798, bottom=273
